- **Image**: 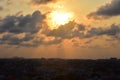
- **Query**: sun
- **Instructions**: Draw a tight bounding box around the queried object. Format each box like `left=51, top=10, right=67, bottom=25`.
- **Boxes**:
left=51, top=11, right=72, bottom=25
left=47, top=11, right=73, bottom=29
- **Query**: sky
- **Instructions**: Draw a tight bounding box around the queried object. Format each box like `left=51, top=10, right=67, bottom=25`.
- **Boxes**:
left=0, top=0, right=120, bottom=59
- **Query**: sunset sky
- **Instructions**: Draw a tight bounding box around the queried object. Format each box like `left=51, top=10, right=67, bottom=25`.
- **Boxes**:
left=0, top=0, right=120, bottom=59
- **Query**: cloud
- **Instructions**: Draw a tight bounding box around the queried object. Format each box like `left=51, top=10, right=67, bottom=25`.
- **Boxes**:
left=43, top=21, right=86, bottom=39
left=0, top=33, right=35, bottom=45
left=0, top=10, right=46, bottom=47
left=0, top=10, right=45, bottom=34
left=0, top=9, right=64, bottom=47
left=87, top=24, right=120, bottom=39
left=0, top=34, right=23, bottom=45
left=30, top=0, right=58, bottom=5
left=43, top=21, right=120, bottom=41
left=1, top=21, right=120, bottom=47
left=1, top=9, right=120, bottom=47
left=87, top=0, right=120, bottom=19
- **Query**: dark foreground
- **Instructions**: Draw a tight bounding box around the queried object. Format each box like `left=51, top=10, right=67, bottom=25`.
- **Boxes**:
left=0, top=58, right=120, bottom=80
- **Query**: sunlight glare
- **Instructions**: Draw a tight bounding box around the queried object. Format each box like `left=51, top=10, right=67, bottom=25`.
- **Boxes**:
left=48, top=11, right=73, bottom=29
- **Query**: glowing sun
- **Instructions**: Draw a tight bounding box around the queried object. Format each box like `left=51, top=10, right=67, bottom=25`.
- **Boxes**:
left=48, top=11, right=73, bottom=29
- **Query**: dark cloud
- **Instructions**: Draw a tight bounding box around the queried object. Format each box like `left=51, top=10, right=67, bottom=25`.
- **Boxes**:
left=87, top=24, right=120, bottom=39
left=0, top=34, right=22, bottom=45
left=1, top=21, right=120, bottom=47
left=0, top=33, right=34, bottom=46
left=30, top=0, right=58, bottom=5
left=43, top=21, right=86, bottom=39
left=0, top=34, right=63, bottom=47
left=44, top=21, right=76, bottom=38
left=0, top=10, right=45, bottom=34
left=1, top=9, right=120, bottom=47
left=0, top=10, right=46, bottom=47
left=78, top=24, right=85, bottom=31
left=0, top=9, right=64, bottom=47
left=87, top=0, right=120, bottom=19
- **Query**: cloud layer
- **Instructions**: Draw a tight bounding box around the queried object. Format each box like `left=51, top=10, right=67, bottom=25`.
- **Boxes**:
left=0, top=10, right=45, bottom=33
left=87, top=0, right=120, bottom=19
left=87, top=24, right=120, bottom=39
left=0, top=9, right=120, bottom=47
left=0, top=10, right=46, bottom=47
left=30, top=0, right=58, bottom=5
